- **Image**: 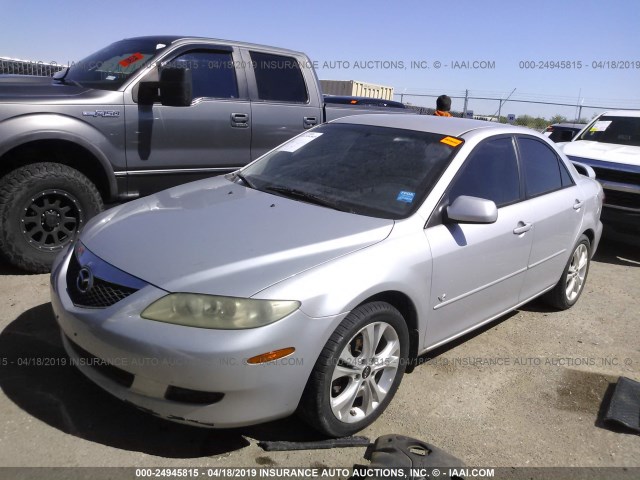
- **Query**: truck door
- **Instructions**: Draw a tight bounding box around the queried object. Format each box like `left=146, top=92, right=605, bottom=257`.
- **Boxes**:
left=241, top=49, right=323, bottom=159
left=124, top=45, right=251, bottom=197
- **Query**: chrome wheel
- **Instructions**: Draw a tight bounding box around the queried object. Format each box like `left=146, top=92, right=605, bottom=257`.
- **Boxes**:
left=330, top=321, right=401, bottom=423
left=565, top=243, right=588, bottom=302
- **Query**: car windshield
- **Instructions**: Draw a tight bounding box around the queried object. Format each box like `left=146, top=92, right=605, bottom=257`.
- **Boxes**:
left=240, top=123, right=462, bottom=219
left=65, top=38, right=170, bottom=90
left=576, top=116, right=640, bottom=147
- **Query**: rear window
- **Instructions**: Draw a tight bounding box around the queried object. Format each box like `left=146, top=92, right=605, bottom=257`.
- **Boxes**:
left=577, top=116, right=640, bottom=146
left=250, top=51, right=308, bottom=103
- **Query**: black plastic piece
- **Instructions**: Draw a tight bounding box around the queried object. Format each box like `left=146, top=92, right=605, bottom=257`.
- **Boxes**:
left=352, top=434, right=465, bottom=479
left=258, top=436, right=370, bottom=451
left=603, top=376, right=640, bottom=433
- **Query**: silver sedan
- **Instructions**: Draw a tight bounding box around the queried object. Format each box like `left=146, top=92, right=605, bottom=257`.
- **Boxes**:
left=51, top=114, right=603, bottom=437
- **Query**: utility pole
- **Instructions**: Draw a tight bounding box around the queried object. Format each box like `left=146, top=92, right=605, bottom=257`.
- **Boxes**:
left=494, top=88, right=517, bottom=121
left=463, top=89, right=469, bottom=117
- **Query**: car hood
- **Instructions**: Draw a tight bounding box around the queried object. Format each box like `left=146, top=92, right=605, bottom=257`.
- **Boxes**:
left=560, top=140, right=640, bottom=167
left=0, top=75, right=103, bottom=101
left=80, top=177, right=394, bottom=297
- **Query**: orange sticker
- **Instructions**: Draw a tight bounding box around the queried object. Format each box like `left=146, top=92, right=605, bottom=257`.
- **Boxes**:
left=440, top=136, right=463, bottom=147
left=119, top=52, right=144, bottom=68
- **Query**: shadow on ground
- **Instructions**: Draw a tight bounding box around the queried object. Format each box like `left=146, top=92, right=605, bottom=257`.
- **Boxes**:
left=0, top=303, right=325, bottom=458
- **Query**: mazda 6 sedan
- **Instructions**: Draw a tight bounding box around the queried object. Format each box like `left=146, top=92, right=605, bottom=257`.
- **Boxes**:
left=51, top=114, right=603, bottom=437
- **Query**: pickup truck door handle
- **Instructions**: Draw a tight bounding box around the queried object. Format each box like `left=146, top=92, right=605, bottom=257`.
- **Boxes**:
left=303, top=116, right=318, bottom=129
left=573, top=199, right=584, bottom=210
left=513, top=222, right=532, bottom=235
left=231, top=113, right=249, bottom=128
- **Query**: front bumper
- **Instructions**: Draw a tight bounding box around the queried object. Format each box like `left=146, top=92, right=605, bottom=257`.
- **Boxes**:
left=51, top=248, right=346, bottom=428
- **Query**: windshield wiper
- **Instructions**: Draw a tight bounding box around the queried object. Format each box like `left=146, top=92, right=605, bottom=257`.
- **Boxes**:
left=264, top=186, right=349, bottom=212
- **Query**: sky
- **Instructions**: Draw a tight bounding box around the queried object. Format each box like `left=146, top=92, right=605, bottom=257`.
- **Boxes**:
left=2, top=0, right=639, bottom=120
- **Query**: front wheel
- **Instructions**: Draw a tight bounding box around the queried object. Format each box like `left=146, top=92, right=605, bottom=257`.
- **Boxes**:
left=544, top=234, right=591, bottom=310
left=298, top=302, right=409, bottom=437
left=0, top=163, right=103, bottom=273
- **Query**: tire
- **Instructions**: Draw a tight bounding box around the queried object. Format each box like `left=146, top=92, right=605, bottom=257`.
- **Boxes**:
left=544, top=234, right=591, bottom=310
left=298, top=301, right=409, bottom=437
left=0, top=163, right=103, bottom=273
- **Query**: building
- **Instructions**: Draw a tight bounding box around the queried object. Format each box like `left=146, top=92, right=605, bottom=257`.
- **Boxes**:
left=320, top=80, right=394, bottom=100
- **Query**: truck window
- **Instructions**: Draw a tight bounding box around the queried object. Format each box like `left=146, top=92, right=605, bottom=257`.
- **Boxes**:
left=167, top=51, right=239, bottom=99
left=249, top=51, right=308, bottom=103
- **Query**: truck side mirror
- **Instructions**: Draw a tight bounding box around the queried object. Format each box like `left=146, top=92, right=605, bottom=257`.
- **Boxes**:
left=158, top=67, right=193, bottom=107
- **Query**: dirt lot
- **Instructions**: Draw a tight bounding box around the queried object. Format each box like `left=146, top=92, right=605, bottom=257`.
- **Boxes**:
left=0, top=233, right=638, bottom=471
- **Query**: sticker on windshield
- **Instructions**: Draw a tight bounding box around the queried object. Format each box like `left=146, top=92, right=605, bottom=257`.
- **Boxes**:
left=105, top=75, right=116, bottom=81
left=119, top=52, right=145, bottom=68
left=590, top=120, right=612, bottom=132
left=279, top=132, right=323, bottom=152
left=396, top=191, right=416, bottom=203
left=440, top=136, right=463, bottom=147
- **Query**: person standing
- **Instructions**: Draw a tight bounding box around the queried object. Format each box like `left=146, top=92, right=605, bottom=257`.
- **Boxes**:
left=434, top=95, right=452, bottom=117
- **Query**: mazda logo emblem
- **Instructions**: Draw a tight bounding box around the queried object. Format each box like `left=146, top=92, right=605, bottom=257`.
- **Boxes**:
left=76, top=267, right=94, bottom=294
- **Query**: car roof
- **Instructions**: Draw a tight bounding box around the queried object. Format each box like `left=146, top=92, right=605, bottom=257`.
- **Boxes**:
left=331, top=113, right=535, bottom=137
left=551, top=123, right=587, bottom=128
left=599, top=110, right=640, bottom=118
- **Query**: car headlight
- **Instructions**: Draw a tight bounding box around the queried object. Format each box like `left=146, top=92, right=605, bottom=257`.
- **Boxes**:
left=140, top=294, right=300, bottom=329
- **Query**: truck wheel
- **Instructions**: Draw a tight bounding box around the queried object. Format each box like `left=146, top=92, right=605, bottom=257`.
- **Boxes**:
left=0, top=163, right=103, bottom=273
left=298, top=302, right=409, bottom=437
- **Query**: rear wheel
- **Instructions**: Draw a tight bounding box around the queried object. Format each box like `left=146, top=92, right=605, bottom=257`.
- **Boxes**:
left=544, top=234, right=591, bottom=310
left=0, top=163, right=103, bottom=273
left=298, top=301, right=409, bottom=437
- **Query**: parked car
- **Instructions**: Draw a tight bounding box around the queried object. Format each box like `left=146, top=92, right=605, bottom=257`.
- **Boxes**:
left=542, top=123, right=587, bottom=143
left=51, top=114, right=603, bottom=437
left=323, top=95, right=406, bottom=108
left=0, top=36, right=411, bottom=273
left=556, top=110, right=640, bottom=237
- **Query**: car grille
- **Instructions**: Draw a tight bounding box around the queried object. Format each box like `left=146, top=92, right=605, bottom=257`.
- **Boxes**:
left=66, top=249, right=139, bottom=308
left=65, top=335, right=135, bottom=388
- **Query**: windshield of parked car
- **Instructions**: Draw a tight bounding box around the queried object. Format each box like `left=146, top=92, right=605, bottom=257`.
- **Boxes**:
left=240, top=123, right=462, bottom=219
left=65, top=38, right=170, bottom=90
left=576, top=116, right=640, bottom=147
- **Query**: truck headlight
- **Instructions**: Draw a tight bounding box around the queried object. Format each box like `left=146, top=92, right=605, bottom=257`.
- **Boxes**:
left=141, top=294, right=300, bottom=329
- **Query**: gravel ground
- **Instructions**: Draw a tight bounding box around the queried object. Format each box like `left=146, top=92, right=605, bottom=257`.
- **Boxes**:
left=0, top=232, right=638, bottom=472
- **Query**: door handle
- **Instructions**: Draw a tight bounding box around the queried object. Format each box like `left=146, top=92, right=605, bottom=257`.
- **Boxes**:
left=513, top=222, right=532, bottom=235
left=231, top=113, right=249, bottom=128
left=303, top=116, right=318, bottom=129
left=573, top=199, right=584, bottom=210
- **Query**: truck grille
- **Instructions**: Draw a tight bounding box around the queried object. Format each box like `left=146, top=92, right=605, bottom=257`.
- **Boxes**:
left=603, top=190, right=640, bottom=210
left=66, top=247, right=140, bottom=308
left=591, top=167, right=640, bottom=186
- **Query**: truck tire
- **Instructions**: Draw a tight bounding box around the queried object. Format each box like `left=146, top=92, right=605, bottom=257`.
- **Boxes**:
left=0, top=163, right=103, bottom=273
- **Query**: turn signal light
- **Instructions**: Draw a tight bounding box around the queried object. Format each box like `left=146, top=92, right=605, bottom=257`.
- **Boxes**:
left=247, top=347, right=295, bottom=364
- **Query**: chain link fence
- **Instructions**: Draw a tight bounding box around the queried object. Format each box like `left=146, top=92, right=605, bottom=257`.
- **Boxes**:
left=0, top=58, right=64, bottom=76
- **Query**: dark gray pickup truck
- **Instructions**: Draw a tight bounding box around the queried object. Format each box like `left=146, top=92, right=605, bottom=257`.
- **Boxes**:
left=0, top=36, right=408, bottom=272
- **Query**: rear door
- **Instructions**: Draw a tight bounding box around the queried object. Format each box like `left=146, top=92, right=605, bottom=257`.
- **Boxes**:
left=241, top=49, right=323, bottom=159
left=516, top=136, right=584, bottom=301
left=124, top=45, right=251, bottom=196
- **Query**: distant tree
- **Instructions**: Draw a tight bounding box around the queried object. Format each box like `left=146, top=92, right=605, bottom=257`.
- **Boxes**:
left=549, top=114, right=567, bottom=124
left=515, top=114, right=534, bottom=126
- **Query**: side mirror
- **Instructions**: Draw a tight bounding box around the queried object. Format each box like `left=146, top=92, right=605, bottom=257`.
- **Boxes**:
left=446, top=195, right=498, bottom=224
left=158, top=67, right=193, bottom=107
left=571, top=161, right=596, bottom=179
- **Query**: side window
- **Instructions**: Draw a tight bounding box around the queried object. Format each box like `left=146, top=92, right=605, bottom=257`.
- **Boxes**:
left=518, top=137, right=565, bottom=197
left=168, top=50, right=238, bottom=99
left=250, top=51, right=308, bottom=102
left=559, top=160, right=574, bottom=187
left=448, top=137, right=520, bottom=207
